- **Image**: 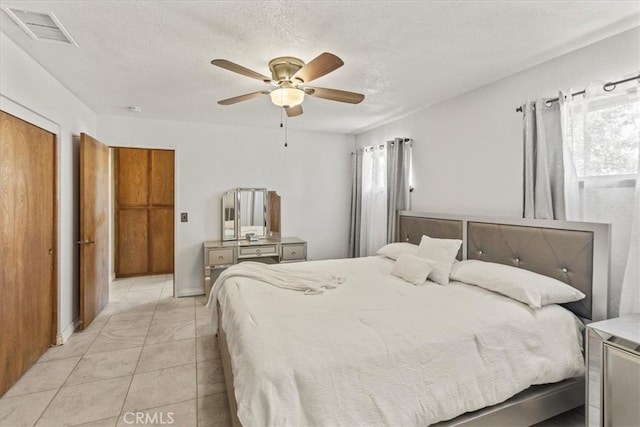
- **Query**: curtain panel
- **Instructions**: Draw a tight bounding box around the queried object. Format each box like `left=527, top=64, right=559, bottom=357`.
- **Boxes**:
left=348, top=150, right=363, bottom=258
left=620, top=173, right=640, bottom=316
left=387, top=138, right=413, bottom=243
left=523, top=99, right=566, bottom=220
left=349, top=138, right=413, bottom=258
left=560, top=81, right=640, bottom=316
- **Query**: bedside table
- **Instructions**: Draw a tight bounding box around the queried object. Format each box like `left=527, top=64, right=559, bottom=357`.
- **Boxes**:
left=586, top=315, right=640, bottom=427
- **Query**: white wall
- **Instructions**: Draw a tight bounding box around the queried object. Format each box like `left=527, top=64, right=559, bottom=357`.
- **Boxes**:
left=98, top=115, right=353, bottom=296
left=355, top=27, right=640, bottom=317
left=0, top=33, right=97, bottom=340
left=356, top=27, right=640, bottom=216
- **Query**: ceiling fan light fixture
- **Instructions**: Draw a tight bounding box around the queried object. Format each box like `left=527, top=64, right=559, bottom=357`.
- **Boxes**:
left=270, top=87, right=304, bottom=108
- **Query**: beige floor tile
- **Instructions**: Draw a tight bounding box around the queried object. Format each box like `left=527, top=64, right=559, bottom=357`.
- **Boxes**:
left=123, top=364, right=196, bottom=413
left=195, top=304, right=212, bottom=320
left=102, top=312, right=153, bottom=332
left=39, top=333, right=96, bottom=362
left=197, top=393, right=232, bottom=427
left=151, top=307, right=194, bottom=326
left=80, top=315, right=110, bottom=335
left=111, top=281, right=131, bottom=290
left=196, top=317, right=215, bottom=337
left=129, top=282, right=164, bottom=292
left=145, top=321, right=195, bottom=345
left=87, top=327, right=148, bottom=355
left=0, top=389, right=57, bottom=427
left=136, top=339, right=196, bottom=373
left=4, top=357, right=80, bottom=398
left=126, top=288, right=162, bottom=300
left=156, top=295, right=195, bottom=311
left=114, top=301, right=157, bottom=316
left=131, top=275, right=166, bottom=286
left=72, top=417, right=118, bottom=426
left=96, top=302, right=121, bottom=318
left=116, top=398, right=196, bottom=427
left=197, top=359, right=226, bottom=398
left=35, top=376, right=131, bottom=427
left=108, top=289, right=129, bottom=303
left=159, top=286, right=174, bottom=298
left=196, top=336, right=220, bottom=362
left=66, top=347, right=142, bottom=386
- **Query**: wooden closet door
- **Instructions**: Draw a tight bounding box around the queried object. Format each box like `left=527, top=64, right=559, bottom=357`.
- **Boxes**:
left=0, top=111, right=56, bottom=396
left=116, top=148, right=150, bottom=276
left=150, top=150, right=174, bottom=273
left=115, top=148, right=173, bottom=277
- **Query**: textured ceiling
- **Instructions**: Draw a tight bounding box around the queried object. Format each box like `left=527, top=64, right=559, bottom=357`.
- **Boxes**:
left=1, top=1, right=638, bottom=134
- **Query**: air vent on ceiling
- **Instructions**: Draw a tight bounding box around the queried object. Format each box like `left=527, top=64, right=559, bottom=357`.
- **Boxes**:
left=3, top=8, right=78, bottom=46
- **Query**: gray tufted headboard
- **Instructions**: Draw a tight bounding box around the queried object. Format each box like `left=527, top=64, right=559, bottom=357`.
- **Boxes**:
left=397, top=212, right=610, bottom=321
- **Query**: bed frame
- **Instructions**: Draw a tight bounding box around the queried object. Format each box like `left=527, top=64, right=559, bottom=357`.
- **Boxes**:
left=217, top=211, right=610, bottom=426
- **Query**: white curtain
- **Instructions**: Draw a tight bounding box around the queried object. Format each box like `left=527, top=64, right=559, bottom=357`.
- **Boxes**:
left=620, top=168, right=640, bottom=315
left=349, top=139, right=413, bottom=258
left=360, top=145, right=388, bottom=256
left=561, top=80, right=640, bottom=316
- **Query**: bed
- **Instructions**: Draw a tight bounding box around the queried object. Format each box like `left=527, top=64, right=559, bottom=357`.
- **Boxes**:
left=209, top=212, right=610, bottom=426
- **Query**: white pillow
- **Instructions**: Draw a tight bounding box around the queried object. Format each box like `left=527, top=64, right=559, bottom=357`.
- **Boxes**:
left=450, top=260, right=585, bottom=308
left=377, top=242, right=418, bottom=260
left=391, top=254, right=434, bottom=286
left=415, top=236, right=462, bottom=285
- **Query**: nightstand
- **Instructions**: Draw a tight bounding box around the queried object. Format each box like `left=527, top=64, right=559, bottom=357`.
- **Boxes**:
left=586, top=315, right=640, bottom=426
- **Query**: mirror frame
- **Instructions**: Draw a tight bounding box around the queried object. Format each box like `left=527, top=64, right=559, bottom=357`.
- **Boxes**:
left=222, top=190, right=238, bottom=241
left=221, top=188, right=279, bottom=241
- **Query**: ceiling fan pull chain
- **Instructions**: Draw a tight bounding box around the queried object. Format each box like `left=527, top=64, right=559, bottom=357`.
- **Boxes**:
left=284, top=110, right=288, bottom=147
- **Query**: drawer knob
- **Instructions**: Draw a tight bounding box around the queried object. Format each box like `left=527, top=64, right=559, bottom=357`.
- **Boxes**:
left=256, top=249, right=262, bottom=254
left=218, top=255, right=224, bottom=260
left=291, top=251, right=296, bottom=255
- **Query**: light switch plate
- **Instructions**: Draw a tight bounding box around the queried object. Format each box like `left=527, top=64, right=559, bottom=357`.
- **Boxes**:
left=180, top=212, right=188, bottom=222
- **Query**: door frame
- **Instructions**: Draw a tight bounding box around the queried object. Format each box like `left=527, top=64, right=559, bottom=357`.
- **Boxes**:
left=109, top=145, right=177, bottom=295
left=1, top=96, right=59, bottom=344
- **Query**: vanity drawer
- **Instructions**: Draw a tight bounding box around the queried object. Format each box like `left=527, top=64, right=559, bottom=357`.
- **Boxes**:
left=281, top=244, right=306, bottom=261
left=207, top=248, right=234, bottom=266
left=239, top=245, right=278, bottom=257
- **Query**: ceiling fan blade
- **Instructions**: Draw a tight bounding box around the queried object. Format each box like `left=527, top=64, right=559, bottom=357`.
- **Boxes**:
left=218, top=91, right=269, bottom=105
left=285, top=105, right=303, bottom=117
left=304, top=87, right=365, bottom=104
left=293, top=53, right=344, bottom=83
left=211, top=59, right=272, bottom=83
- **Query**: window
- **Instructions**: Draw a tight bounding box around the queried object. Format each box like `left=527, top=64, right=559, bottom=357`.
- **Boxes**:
left=569, top=95, right=639, bottom=181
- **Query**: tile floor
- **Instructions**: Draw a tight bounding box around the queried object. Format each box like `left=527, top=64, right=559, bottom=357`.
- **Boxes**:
left=0, top=274, right=585, bottom=427
left=0, top=275, right=231, bottom=427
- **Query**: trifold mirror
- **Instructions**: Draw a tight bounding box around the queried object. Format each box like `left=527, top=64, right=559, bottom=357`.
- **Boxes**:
left=222, top=188, right=281, bottom=241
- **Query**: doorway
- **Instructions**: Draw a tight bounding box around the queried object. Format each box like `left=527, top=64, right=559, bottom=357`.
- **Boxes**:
left=113, top=147, right=175, bottom=278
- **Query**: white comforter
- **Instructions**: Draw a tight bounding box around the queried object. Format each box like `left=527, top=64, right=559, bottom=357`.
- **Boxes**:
left=216, top=256, right=585, bottom=426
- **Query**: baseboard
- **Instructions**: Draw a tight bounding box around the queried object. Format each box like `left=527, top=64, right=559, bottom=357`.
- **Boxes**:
left=56, top=317, right=81, bottom=345
left=176, top=287, right=205, bottom=298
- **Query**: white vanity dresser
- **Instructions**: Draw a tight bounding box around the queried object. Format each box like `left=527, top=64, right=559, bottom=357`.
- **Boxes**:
left=586, top=315, right=640, bottom=426
left=203, top=188, right=307, bottom=298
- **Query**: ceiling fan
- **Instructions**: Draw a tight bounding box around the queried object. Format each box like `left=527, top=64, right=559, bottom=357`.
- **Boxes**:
left=211, top=52, right=365, bottom=117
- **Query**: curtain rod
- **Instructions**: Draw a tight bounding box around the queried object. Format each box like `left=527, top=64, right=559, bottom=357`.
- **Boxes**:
left=515, top=74, right=640, bottom=112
